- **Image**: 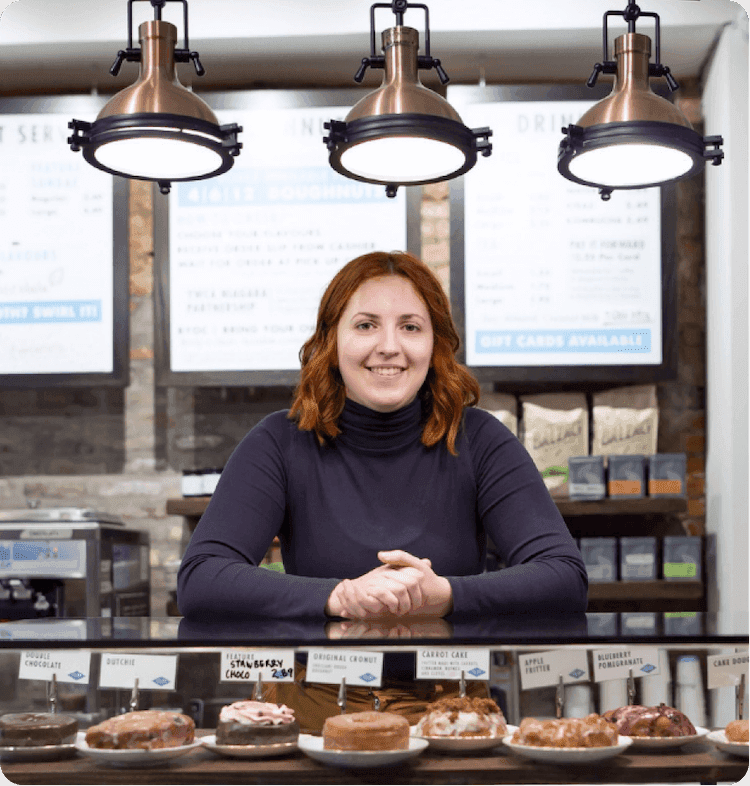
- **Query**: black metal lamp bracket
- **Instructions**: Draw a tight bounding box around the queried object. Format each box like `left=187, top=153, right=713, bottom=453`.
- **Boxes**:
left=109, top=0, right=205, bottom=77
left=586, top=0, right=679, bottom=92
left=353, top=0, right=450, bottom=84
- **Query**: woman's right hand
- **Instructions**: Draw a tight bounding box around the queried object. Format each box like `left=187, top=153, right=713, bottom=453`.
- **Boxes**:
left=325, top=561, right=427, bottom=618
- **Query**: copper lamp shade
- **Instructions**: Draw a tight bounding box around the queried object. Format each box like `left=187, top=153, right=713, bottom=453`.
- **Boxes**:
left=69, top=0, right=241, bottom=194
left=558, top=1, right=723, bottom=199
left=324, top=1, right=491, bottom=197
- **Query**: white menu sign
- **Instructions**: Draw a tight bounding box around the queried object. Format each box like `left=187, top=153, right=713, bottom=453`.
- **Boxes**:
left=518, top=649, right=590, bottom=690
left=450, top=92, right=662, bottom=368
left=0, top=113, right=114, bottom=374
left=592, top=646, right=661, bottom=681
left=219, top=648, right=296, bottom=683
left=168, top=102, right=407, bottom=373
left=18, top=649, right=91, bottom=684
left=305, top=648, right=384, bottom=687
left=707, top=649, right=749, bottom=689
left=416, top=647, right=490, bottom=681
left=98, top=653, right=178, bottom=691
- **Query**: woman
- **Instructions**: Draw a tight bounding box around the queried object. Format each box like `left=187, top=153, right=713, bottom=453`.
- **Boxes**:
left=177, top=251, right=588, bottom=622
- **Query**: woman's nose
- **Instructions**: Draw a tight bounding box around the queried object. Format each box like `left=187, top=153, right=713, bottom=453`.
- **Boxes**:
left=376, top=324, right=400, bottom=355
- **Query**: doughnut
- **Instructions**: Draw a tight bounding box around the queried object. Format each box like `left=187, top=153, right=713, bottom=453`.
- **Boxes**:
left=323, top=711, right=409, bottom=751
left=85, top=710, right=195, bottom=750
left=215, top=700, right=299, bottom=745
left=415, top=696, right=507, bottom=738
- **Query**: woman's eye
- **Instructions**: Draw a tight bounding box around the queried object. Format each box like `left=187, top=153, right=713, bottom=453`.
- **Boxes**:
left=403, top=323, right=420, bottom=332
left=356, top=322, right=373, bottom=330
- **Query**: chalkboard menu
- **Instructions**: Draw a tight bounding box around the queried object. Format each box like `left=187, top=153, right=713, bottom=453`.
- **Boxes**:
left=0, top=96, right=129, bottom=387
left=155, top=89, right=420, bottom=386
left=447, top=85, right=677, bottom=385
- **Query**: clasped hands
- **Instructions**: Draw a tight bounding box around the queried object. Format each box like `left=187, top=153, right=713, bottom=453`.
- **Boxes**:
left=325, top=549, right=453, bottom=619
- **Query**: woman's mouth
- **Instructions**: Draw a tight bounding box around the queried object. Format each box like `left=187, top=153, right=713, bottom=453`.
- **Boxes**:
left=367, top=366, right=405, bottom=377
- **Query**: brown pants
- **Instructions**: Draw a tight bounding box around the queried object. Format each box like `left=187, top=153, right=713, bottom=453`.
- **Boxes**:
left=266, top=664, right=489, bottom=734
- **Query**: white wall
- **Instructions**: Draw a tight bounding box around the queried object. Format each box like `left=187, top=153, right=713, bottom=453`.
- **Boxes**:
left=702, top=5, right=749, bottom=725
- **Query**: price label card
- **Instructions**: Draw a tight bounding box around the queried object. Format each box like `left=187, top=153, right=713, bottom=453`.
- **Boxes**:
left=220, top=649, right=296, bottom=683
left=99, top=653, right=178, bottom=690
left=592, top=647, right=660, bottom=681
left=18, top=650, right=91, bottom=684
left=306, top=649, right=383, bottom=687
left=416, top=648, right=490, bottom=681
left=518, top=649, right=590, bottom=690
left=708, top=649, right=749, bottom=689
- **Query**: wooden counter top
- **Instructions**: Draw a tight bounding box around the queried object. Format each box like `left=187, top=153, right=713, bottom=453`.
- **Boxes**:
left=2, top=733, right=746, bottom=785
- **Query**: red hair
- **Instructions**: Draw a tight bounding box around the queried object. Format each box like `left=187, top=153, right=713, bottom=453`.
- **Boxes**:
left=289, top=251, right=480, bottom=455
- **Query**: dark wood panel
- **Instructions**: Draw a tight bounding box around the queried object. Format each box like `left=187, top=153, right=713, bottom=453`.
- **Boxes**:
left=587, top=581, right=703, bottom=601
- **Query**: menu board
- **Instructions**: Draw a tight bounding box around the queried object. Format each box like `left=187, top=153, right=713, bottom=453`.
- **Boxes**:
left=156, top=89, right=418, bottom=386
left=448, top=85, right=676, bottom=384
left=0, top=97, right=128, bottom=386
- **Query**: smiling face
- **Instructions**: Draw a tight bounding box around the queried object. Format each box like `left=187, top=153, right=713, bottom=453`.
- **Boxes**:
left=336, top=275, right=434, bottom=413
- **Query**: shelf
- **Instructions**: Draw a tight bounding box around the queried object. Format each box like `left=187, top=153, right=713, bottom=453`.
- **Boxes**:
left=167, top=497, right=211, bottom=517
left=3, top=733, right=745, bottom=785
left=554, top=496, right=687, bottom=516
left=167, top=496, right=689, bottom=520
left=587, top=580, right=703, bottom=601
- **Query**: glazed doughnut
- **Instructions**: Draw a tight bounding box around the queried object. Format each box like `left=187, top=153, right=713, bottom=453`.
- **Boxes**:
left=323, top=711, right=409, bottom=751
left=725, top=719, right=749, bottom=743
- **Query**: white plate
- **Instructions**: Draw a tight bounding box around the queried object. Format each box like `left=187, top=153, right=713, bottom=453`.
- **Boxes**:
left=411, top=724, right=519, bottom=752
left=0, top=741, right=77, bottom=763
left=707, top=729, right=750, bottom=758
left=297, top=733, right=428, bottom=768
left=502, top=734, right=632, bottom=764
left=74, top=731, right=203, bottom=767
left=624, top=726, right=709, bottom=750
left=201, top=734, right=298, bottom=759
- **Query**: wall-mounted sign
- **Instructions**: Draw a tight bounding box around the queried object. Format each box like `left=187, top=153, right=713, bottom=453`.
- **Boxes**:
left=0, top=97, right=128, bottom=386
left=156, top=89, right=419, bottom=386
left=447, top=84, right=676, bottom=385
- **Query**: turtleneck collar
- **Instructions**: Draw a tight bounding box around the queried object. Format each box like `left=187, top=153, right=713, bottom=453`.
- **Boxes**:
left=336, top=396, right=425, bottom=453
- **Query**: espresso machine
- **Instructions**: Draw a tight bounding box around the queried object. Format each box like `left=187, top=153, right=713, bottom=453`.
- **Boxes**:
left=0, top=508, right=150, bottom=620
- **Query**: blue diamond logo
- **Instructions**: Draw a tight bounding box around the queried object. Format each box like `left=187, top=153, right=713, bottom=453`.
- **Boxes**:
left=68, top=671, right=85, bottom=681
left=152, top=676, right=170, bottom=687
left=640, top=663, right=656, bottom=674
left=569, top=669, right=585, bottom=680
left=467, top=668, right=485, bottom=678
left=359, top=673, right=376, bottom=683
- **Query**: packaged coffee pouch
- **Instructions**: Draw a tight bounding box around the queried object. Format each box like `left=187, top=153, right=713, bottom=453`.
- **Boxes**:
left=479, top=391, right=518, bottom=436
left=520, top=392, right=589, bottom=491
left=592, top=384, right=658, bottom=456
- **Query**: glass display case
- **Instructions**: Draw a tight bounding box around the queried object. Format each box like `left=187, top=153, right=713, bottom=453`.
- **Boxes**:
left=0, top=612, right=747, bottom=785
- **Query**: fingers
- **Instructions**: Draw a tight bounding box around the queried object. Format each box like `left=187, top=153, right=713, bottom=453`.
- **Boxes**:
left=378, top=550, right=433, bottom=571
left=377, top=549, right=423, bottom=569
left=379, top=566, right=425, bottom=612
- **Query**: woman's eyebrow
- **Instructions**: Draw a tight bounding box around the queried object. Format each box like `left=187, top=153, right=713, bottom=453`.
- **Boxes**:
left=351, top=311, right=426, bottom=321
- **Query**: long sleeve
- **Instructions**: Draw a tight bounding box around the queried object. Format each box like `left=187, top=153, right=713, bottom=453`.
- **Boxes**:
left=177, top=412, right=339, bottom=620
left=447, top=408, right=589, bottom=615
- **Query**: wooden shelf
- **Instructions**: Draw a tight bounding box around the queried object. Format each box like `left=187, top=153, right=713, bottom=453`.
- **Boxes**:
left=587, top=580, right=703, bottom=601
left=3, top=732, right=746, bottom=785
left=167, top=496, right=689, bottom=520
left=167, top=496, right=211, bottom=517
left=554, top=496, right=687, bottom=516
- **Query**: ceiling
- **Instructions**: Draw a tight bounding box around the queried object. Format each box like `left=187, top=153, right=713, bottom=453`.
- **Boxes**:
left=0, top=0, right=742, bottom=96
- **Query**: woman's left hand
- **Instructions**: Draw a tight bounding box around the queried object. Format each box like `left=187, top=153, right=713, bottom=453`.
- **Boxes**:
left=376, top=550, right=453, bottom=617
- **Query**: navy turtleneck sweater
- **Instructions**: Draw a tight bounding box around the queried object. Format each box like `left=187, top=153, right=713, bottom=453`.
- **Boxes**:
left=177, top=398, right=588, bottom=619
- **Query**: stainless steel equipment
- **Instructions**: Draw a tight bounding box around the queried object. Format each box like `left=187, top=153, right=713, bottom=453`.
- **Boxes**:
left=0, top=508, right=150, bottom=620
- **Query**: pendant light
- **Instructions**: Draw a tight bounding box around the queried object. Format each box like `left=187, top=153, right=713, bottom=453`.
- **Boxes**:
left=323, top=0, right=492, bottom=197
left=68, top=0, right=242, bottom=195
left=558, top=0, right=723, bottom=200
